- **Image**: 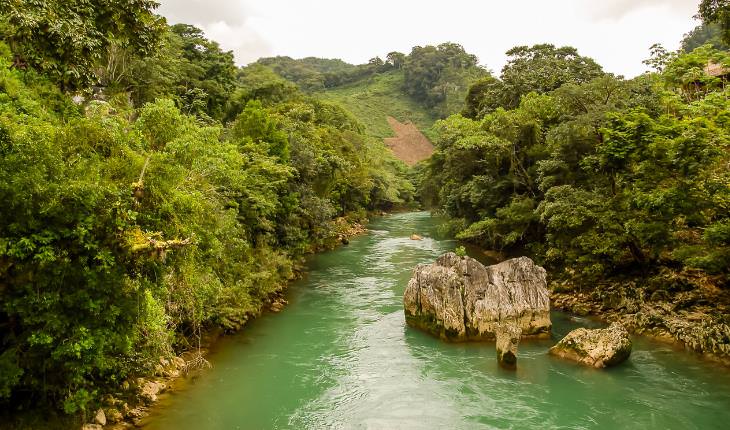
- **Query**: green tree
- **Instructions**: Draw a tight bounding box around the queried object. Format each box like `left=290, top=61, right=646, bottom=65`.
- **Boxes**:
left=230, top=100, right=290, bottom=162
left=697, top=0, right=730, bottom=44
left=386, top=51, right=406, bottom=69
left=108, top=23, right=239, bottom=121
left=403, top=42, right=486, bottom=117
left=168, top=24, right=237, bottom=120
left=462, top=75, right=504, bottom=119
left=681, top=22, right=730, bottom=52
left=470, top=44, right=604, bottom=117
left=425, top=44, right=730, bottom=286
left=661, top=44, right=730, bottom=101
left=0, top=0, right=164, bottom=90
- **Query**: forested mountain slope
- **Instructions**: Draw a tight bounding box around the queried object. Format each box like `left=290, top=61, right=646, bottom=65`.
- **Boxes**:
left=260, top=44, right=487, bottom=163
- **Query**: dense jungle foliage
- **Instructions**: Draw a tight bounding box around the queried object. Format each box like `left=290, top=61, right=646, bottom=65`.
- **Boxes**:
left=2, top=0, right=730, bottom=424
left=0, top=0, right=413, bottom=419
left=419, top=37, right=730, bottom=287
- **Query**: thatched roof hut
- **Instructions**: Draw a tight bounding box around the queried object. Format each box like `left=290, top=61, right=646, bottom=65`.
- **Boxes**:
left=705, top=62, right=729, bottom=78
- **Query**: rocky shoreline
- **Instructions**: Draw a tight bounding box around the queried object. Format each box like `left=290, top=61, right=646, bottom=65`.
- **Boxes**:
left=551, top=280, right=730, bottom=366
left=89, top=287, right=291, bottom=430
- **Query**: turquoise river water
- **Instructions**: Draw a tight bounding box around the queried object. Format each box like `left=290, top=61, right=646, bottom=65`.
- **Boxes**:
left=144, top=211, right=730, bottom=429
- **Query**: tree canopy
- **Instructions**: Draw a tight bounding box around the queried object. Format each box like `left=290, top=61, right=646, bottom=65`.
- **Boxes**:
left=403, top=43, right=487, bottom=117
left=421, top=45, right=730, bottom=285
left=463, top=44, right=604, bottom=118
left=697, top=0, right=730, bottom=44
left=682, top=22, right=730, bottom=52
left=0, top=0, right=165, bottom=89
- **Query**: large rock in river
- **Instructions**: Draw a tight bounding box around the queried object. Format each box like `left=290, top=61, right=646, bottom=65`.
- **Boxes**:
left=549, top=322, right=632, bottom=368
left=403, top=253, right=551, bottom=341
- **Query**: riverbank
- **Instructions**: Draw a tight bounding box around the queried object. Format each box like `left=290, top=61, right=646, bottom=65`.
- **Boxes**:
left=550, top=276, right=730, bottom=367
left=3, top=216, right=371, bottom=430
left=89, top=218, right=373, bottom=430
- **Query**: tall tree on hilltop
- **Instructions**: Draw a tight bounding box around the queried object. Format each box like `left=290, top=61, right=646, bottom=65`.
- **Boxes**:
left=697, top=0, right=730, bottom=44
left=681, top=22, right=730, bottom=52
left=403, top=42, right=486, bottom=117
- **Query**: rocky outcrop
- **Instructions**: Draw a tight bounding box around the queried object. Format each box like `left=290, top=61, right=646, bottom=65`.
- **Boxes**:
left=333, top=217, right=367, bottom=241
left=551, top=280, right=730, bottom=363
left=403, top=253, right=551, bottom=341
left=549, top=322, right=632, bottom=368
left=270, top=297, right=288, bottom=313
left=496, top=324, right=521, bottom=369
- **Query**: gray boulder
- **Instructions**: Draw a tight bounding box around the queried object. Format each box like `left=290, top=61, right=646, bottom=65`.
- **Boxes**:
left=403, top=253, right=551, bottom=341
left=549, top=322, right=632, bottom=368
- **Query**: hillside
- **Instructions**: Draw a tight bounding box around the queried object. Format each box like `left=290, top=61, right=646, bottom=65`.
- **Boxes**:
left=314, top=70, right=437, bottom=141
left=256, top=46, right=488, bottom=165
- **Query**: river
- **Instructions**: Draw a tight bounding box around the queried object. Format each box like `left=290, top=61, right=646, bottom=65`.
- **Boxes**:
left=143, top=211, right=730, bottom=429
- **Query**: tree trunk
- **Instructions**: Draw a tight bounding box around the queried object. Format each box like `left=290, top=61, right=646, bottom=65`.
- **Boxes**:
left=626, top=240, right=646, bottom=264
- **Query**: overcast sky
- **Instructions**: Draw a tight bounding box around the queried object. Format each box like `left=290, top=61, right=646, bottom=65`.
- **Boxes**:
left=157, top=0, right=701, bottom=78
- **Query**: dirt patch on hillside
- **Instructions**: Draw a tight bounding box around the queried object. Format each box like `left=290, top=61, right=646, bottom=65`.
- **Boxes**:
left=384, top=116, right=434, bottom=166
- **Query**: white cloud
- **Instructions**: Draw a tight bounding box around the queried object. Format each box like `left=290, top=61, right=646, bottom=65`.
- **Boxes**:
left=157, top=0, right=251, bottom=26
left=157, top=0, right=272, bottom=63
left=156, top=0, right=702, bottom=77
left=202, top=21, right=272, bottom=64
left=580, top=0, right=697, bottom=21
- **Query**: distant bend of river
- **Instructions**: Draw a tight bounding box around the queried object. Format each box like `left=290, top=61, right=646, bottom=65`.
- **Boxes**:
left=144, top=211, right=730, bottom=430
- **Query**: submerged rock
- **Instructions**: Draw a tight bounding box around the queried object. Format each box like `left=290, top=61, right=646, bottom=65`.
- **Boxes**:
left=410, top=234, right=423, bottom=241
left=496, top=324, right=521, bottom=369
left=403, top=253, right=551, bottom=341
left=549, top=322, right=632, bottom=368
